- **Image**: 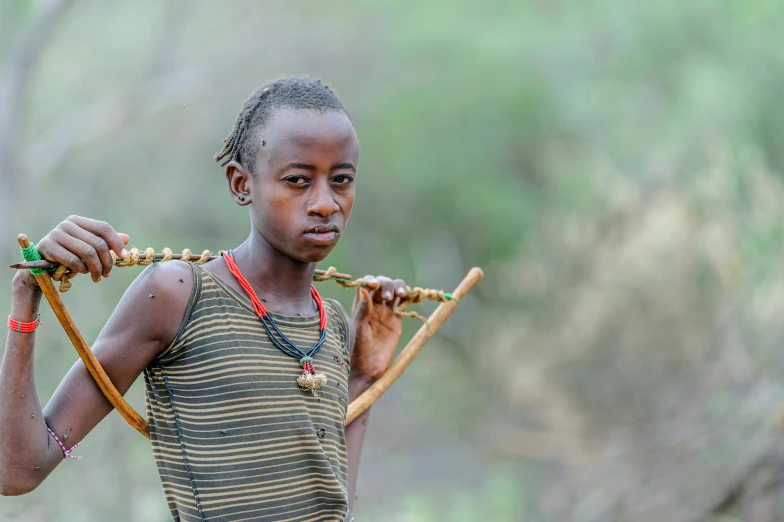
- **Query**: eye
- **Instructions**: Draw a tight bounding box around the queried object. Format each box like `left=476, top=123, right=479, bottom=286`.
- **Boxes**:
left=332, top=175, right=354, bottom=185
left=284, top=176, right=310, bottom=186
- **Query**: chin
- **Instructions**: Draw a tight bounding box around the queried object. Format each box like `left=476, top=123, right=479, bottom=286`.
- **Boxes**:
left=297, top=245, right=337, bottom=264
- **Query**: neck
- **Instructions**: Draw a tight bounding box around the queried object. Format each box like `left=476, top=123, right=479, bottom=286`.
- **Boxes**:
left=229, top=229, right=317, bottom=316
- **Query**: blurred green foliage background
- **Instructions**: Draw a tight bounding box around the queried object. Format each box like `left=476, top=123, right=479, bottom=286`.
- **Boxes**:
left=3, top=0, right=784, bottom=520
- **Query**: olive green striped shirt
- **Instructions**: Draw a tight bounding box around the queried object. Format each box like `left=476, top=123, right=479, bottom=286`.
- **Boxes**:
left=144, top=264, right=354, bottom=521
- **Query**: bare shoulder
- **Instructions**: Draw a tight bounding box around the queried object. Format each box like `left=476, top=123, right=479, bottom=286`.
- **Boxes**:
left=132, top=260, right=194, bottom=300
left=81, top=260, right=197, bottom=390
left=113, top=260, right=195, bottom=348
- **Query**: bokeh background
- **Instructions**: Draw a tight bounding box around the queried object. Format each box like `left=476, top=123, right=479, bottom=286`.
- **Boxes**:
left=3, top=0, right=784, bottom=521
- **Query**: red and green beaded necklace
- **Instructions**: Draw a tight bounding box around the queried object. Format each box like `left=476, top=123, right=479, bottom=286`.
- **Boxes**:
left=224, top=251, right=328, bottom=393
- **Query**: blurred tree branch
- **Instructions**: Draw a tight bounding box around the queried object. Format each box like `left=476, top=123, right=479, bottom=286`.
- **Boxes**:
left=26, top=64, right=213, bottom=175
left=25, top=46, right=282, bottom=179
left=704, top=447, right=784, bottom=521
left=0, top=0, right=73, bottom=251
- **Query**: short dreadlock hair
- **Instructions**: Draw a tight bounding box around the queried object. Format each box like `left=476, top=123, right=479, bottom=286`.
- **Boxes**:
left=214, top=76, right=349, bottom=173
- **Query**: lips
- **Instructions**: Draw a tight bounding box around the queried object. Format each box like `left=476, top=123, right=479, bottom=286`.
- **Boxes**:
left=303, top=225, right=340, bottom=246
left=306, top=224, right=339, bottom=234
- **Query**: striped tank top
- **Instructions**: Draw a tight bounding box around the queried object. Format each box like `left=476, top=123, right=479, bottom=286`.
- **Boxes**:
left=143, top=264, right=354, bottom=521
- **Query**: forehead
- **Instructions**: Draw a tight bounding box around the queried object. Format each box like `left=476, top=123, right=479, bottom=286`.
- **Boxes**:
left=259, top=108, right=358, bottom=168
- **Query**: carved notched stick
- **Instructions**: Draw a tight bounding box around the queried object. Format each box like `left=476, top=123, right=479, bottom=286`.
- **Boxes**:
left=13, top=234, right=483, bottom=437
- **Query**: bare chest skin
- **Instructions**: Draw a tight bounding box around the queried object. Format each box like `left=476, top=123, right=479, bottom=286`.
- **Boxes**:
left=202, top=257, right=319, bottom=317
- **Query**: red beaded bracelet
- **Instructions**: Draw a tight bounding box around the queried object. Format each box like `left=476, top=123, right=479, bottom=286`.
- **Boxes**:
left=7, top=314, right=41, bottom=333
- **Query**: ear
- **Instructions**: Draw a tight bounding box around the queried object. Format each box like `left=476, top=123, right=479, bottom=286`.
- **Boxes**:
left=225, top=160, right=252, bottom=206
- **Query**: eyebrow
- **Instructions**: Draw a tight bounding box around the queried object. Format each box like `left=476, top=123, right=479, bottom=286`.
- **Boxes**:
left=286, top=162, right=356, bottom=172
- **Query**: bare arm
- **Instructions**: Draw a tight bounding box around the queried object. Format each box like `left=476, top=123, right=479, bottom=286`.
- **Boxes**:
left=0, top=216, right=192, bottom=495
left=344, top=317, right=371, bottom=511
left=342, top=275, right=408, bottom=511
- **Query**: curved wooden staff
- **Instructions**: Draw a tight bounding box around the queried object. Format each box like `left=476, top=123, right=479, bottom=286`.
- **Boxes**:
left=17, top=235, right=149, bottom=437
left=14, top=234, right=483, bottom=436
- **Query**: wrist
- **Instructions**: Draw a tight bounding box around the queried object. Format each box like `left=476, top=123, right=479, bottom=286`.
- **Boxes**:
left=11, top=272, right=43, bottom=322
left=13, top=271, right=41, bottom=295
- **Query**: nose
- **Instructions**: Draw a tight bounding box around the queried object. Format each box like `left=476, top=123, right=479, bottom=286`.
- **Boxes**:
left=307, top=180, right=340, bottom=218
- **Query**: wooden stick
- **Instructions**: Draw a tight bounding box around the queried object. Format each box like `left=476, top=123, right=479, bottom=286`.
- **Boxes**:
left=11, top=255, right=221, bottom=267
left=17, top=232, right=480, bottom=436
left=17, top=234, right=151, bottom=439
left=345, top=267, right=484, bottom=426
left=11, top=259, right=354, bottom=281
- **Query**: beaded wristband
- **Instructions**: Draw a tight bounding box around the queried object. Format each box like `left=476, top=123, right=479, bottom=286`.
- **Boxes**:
left=7, top=314, right=41, bottom=333
left=47, top=427, right=81, bottom=460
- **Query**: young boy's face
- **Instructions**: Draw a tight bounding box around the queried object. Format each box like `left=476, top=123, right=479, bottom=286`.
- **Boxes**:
left=246, top=107, right=359, bottom=263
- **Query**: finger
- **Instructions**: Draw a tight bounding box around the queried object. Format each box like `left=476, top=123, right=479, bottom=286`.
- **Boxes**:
left=56, top=234, right=104, bottom=282
left=69, top=216, right=129, bottom=258
left=60, top=221, right=114, bottom=277
left=118, top=233, right=130, bottom=246
left=38, top=236, right=89, bottom=274
left=370, top=278, right=388, bottom=305
left=362, top=275, right=380, bottom=291
left=393, top=279, right=407, bottom=298
left=375, top=276, right=397, bottom=304
left=352, top=286, right=372, bottom=319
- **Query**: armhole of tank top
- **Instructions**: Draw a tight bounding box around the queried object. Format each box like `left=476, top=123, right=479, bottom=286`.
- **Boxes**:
left=157, top=262, right=201, bottom=361
left=325, top=298, right=351, bottom=359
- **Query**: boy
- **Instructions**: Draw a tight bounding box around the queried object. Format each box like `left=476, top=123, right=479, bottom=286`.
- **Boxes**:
left=0, top=76, right=408, bottom=521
